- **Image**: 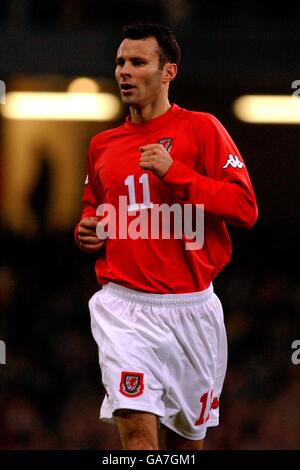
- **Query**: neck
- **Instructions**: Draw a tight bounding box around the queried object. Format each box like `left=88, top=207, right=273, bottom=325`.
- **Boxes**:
left=130, top=97, right=171, bottom=124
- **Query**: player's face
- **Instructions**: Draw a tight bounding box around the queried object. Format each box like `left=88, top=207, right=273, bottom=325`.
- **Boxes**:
left=115, top=37, right=166, bottom=108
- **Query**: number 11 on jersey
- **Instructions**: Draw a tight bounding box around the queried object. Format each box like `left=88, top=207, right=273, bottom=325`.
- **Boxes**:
left=124, top=174, right=154, bottom=212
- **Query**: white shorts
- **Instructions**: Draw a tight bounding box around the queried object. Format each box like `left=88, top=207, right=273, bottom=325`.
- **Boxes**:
left=89, top=282, right=227, bottom=441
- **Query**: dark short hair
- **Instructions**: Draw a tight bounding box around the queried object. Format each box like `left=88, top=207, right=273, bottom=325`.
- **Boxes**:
left=122, top=22, right=181, bottom=69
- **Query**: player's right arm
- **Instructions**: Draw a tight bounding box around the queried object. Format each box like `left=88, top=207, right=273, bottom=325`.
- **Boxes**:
left=75, top=138, right=105, bottom=254
left=77, top=216, right=105, bottom=253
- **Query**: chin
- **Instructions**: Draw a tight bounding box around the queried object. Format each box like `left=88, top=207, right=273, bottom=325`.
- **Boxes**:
left=122, top=97, right=141, bottom=108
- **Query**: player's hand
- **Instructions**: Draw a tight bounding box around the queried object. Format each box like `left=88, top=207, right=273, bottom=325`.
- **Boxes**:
left=77, top=216, right=106, bottom=253
left=139, top=144, right=173, bottom=177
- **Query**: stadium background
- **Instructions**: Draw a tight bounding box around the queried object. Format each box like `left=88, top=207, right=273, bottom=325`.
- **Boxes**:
left=0, top=0, right=299, bottom=449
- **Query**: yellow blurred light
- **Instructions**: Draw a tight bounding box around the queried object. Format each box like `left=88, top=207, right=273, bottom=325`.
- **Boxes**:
left=233, top=95, right=300, bottom=124
left=67, top=77, right=100, bottom=93
left=1, top=92, right=121, bottom=121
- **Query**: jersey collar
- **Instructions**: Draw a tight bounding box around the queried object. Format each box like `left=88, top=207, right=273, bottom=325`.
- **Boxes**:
left=123, top=103, right=182, bottom=132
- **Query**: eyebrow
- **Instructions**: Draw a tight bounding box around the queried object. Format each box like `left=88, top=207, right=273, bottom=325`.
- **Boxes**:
left=115, top=56, right=147, bottom=63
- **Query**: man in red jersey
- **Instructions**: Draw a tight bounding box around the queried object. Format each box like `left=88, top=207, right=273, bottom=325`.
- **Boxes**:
left=75, top=23, right=258, bottom=450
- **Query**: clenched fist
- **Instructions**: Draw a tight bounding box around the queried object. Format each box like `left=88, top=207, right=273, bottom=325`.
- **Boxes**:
left=77, top=216, right=106, bottom=253
left=139, top=144, right=173, bottom=177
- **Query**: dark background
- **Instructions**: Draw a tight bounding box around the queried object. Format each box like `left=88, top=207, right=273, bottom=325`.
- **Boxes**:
left=0, top=0, right=299, bottom=449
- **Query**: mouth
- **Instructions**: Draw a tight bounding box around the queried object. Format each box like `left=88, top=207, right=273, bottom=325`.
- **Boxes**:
left=120, top=83, right=136, bottom=94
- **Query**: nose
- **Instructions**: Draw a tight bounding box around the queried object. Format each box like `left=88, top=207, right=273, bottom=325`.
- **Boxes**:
left=119, top=62, right=132, bottom=78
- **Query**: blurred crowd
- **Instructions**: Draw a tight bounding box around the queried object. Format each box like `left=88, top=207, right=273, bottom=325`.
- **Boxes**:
left=0, top=227, right=299, bottom=450
left=1, top=0, right=300, bottom=31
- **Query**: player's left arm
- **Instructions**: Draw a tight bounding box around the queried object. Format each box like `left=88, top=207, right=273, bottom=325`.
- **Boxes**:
left=140, top=115, right=258, bottom=228
left=139, top=143, right=173, bottom=178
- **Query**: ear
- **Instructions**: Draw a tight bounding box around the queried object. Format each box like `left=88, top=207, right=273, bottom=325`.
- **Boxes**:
left=162, top=63, right=177, bottom=84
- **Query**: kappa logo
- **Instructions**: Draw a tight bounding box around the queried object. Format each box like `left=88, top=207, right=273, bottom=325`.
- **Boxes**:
left=158, top=137, right=173, bottom=152
left=119, top=371, right=144, bottom=398
left=223, top=153, right=244, bottom=169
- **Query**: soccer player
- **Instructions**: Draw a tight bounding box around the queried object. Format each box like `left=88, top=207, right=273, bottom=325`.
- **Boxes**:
left=75, top=23, right=258, bottom=450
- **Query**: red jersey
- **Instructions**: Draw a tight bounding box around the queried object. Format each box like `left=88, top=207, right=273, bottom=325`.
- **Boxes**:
left=75, top=103, right=258, bottom=293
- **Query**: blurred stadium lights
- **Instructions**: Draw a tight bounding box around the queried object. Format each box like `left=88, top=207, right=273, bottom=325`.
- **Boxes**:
left=233, top=95, right=300, bottom=124
left=1, top=90, right=121, bottom=121
left=67, top=77, right=100, bottom=93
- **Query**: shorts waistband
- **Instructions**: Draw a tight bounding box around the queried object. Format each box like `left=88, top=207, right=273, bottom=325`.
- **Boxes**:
left=101, top=282, right=214, bottom=306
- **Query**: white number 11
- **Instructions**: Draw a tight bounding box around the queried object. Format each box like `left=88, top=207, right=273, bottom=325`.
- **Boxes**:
left=124, top=174, right=154, bottom=212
